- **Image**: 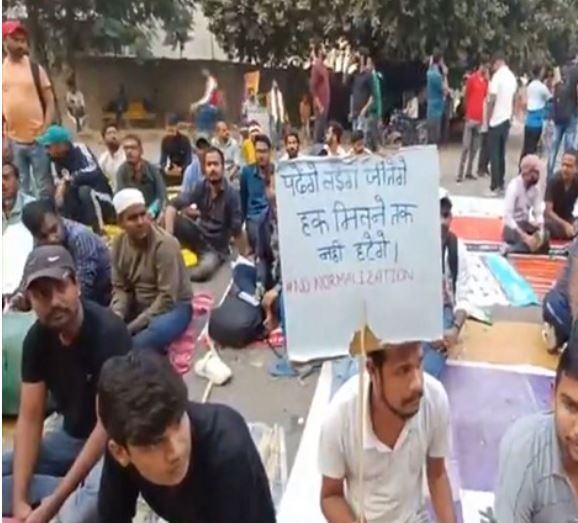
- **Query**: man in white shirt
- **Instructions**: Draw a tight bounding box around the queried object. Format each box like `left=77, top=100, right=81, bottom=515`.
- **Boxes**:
left=487, top=52, right=518, bottom=194
left=98, top=123, right=125, bottom=192
left=322, top=121, right=347, bottom=157
left=319, top=342, right=456, bottom=523
left=422, top=189, right=471, bottom=379
left=280, top=130, right=301, bottom=160
left=210, top=121, right=240, bottom=185
left=520, top=65, right=552, bottom=160
left=502, top=154, right=549, bottom=254
left=349, top=129, right=372, bottom=156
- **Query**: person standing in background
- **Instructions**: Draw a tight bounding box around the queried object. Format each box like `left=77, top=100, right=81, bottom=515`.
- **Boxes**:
left=487, top=51, right=518, bottom=195
left=310, top=43, right=331, bottom=144
left=190, top=69, right=220, bottom=136
left=2, top=20, right=55, bottom=199
left=457, top=59, right=489, bottom=182
left=299, top=94, right=312, bottom=143
left=65, top=77, right=87, bottom=133
left=267, top=80, right=287, bottom=149
left=426, top=52, right=446, bottom=145
left=520, top=65, right=552, bottom=161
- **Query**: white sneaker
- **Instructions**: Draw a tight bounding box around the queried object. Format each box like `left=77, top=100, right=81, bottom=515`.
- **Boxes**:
left=194, top=350, right=232, bottom=385
left=542, top=323, right=558, bottom=353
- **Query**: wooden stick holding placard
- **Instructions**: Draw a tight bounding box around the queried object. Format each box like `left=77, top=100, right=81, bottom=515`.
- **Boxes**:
left=348, top=303, right=383, bottom=523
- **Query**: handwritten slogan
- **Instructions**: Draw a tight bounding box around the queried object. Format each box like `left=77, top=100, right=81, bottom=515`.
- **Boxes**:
left=275, top=147, right=444, bottom=362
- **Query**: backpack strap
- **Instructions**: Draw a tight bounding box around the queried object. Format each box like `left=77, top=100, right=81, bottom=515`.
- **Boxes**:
left=443, top=232, right=459, bottom=293
left=29, top=60, right=46, bottom=117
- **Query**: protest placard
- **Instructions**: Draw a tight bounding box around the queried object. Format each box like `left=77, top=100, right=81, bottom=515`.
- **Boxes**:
left=275, top=146, right=443, bottom=362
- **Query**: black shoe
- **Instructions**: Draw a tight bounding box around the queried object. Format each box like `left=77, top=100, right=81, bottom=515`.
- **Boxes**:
left=465, top=173, right=477, bottom=180
left=456, top=176, right=463, bottom=183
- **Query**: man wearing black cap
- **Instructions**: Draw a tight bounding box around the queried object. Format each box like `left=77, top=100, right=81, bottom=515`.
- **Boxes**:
left=2, top=245, right=131, bottom=522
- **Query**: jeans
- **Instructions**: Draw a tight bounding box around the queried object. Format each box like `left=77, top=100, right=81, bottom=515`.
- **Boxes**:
left=132, top=301, right=193, bottom=354
left=427, top=117, right=442, bottom=145
left=11, top=141, right=53, bottom=199
left=61, top=185, right=115, bottom=234
left=520, top=126, right=542, bottom=162
left=196, top=104, right=219, bottom=135
left=421, top=305, right=455, bottom=380
left=458, top=120, right=482, bottom=179
left=2, top=428, right=100, bottom=523
left=543, top=287, right=573, bottom=347
left=548, top=117, right=578, bottom=179
left=270, top=119, right=283, bottom=149
left=477, top=131, right=490, bottom=175
left=246, top=209, right=275, bottom=289
left=314, top=109, right=328, bottom=144
left=173, top=215, right=224, bottom=282
left=489, top=120, right=511, bottom=191
left=353, top=114, right=379, bottom=150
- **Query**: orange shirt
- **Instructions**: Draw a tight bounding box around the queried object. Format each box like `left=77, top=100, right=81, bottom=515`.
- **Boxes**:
left=2, top=56, right=50, bottom=143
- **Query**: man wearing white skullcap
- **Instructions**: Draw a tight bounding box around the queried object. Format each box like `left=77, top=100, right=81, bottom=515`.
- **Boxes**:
left=110, top=188, right=192, bottom=353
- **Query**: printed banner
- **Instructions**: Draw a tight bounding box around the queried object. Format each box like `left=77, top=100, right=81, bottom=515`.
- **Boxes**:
left=275, top=147, right=443, bottom=362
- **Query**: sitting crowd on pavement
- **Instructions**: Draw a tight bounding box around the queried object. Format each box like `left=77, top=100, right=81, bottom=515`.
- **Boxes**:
left=2, top=19, right=578, bottom=522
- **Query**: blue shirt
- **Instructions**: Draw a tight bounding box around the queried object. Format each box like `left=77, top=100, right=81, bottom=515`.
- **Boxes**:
left=61, top=218, right=111, bottom=303
left=240, top=165, right=269, bottom=222
left=426, top=66, right=445, bottom=119
left=180, top=154, right=202, bottom=195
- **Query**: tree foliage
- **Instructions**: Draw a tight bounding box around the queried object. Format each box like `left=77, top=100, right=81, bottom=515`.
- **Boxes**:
left=199, top=0, right=578, bottom=69
left=2, top=0, right=196, bottom=68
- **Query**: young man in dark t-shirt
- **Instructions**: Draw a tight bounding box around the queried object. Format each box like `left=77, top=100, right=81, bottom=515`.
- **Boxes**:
left=544, top=150, right=578, bottom=240
left=2, top=244, right=131, bottom=522
left=97, top=351, right=276, bottom=523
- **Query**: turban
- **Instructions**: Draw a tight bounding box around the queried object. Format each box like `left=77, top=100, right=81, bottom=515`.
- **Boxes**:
left=113, top=188, right=145, bottom=216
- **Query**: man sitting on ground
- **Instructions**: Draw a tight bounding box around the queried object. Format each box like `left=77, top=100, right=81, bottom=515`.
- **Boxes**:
left=180, top=137, right=209, bottom=196
left=2, top=161, right=34, bottom=233
left=494, top=334, right=578, bottom=522
left=17, top=199, right=111, bottom=307
left=319, top=342, right=456, bottom=523
left=98, top=123, right=125, bottom=191
left=116, top=134, right=167, bottom=221
left=111, top=188, right=192, bottom=353
left=165, top=147, right=244, bottom=282
left=543, top=236, right=578, bottom=352
left=502, top=154, right=549, bottom=254
left=322, top=121, right=347, bottom=157
left=160, top=116, right=192, bottom=183
left=240, top=134, right=276, bottom=288
left=97, top=351, right=276, bottom=523
left=349, top=129, right=372, bottom=156
left=39, top=125, right=114, bottom=234
left=422, top=189, right=471, bottom=379
left=544, top=149, right=578, bottom=240
left=2, top=245, right=131, bottom=522
left=280, top=129, right=302, bottom=160
left=211, top=120, right=241, bottom=184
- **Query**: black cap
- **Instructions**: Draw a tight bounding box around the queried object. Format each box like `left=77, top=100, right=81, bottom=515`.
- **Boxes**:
left=23, top=245, right=76, bottom=290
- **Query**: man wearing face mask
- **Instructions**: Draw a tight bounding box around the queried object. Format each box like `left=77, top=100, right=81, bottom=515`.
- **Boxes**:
left=319, top=342, right=456, bottom=523
left=494, top=332, right=578, bottom=523
left=164, top=147, right=245, bottom=282
left=421, top=189, right=471, bottom=379
left=502, top=154, right=550, bottom=254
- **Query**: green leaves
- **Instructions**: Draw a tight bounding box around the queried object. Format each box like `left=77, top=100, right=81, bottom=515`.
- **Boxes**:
left=196, top=0, right=577, bottom=68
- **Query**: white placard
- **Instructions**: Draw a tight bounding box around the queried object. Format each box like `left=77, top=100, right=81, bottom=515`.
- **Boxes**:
left=276, top=147, right=443, bottom=362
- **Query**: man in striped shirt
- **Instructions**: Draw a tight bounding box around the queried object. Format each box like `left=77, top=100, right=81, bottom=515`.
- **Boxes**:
left=13, top=199, right=112, bottom=307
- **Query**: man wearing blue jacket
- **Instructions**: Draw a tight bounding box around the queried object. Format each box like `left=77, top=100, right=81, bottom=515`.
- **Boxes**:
left=39, top=125, right=114, bottom=233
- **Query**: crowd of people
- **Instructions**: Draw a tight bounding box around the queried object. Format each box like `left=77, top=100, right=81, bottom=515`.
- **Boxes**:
left=2, top=16, right=578, bottom=523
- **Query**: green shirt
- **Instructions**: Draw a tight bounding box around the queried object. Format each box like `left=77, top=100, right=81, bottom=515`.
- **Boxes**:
left=2, top=191, right=35, bottom=234
left=370, top=71, right=383, bottom=119
left=116, top=160, right=167, bottom=217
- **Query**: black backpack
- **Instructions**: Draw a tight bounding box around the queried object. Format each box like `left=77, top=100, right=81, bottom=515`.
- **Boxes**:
left=208, top=285, right=266, bottom=348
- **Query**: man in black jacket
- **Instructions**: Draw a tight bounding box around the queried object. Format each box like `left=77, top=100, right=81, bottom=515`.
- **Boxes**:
left=39, top=125, right=114, bottom=233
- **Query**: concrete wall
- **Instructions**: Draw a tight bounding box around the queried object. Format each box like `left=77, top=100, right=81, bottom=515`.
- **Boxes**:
left=74, top=56, right=309, bottom=130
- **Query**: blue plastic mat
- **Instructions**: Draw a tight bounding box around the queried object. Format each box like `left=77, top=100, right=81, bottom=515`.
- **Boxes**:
left=483, top=253, right=539, bottom=306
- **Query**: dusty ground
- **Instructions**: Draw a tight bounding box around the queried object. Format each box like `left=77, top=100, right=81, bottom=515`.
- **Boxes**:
left=80, top=126, right=535, bottom=469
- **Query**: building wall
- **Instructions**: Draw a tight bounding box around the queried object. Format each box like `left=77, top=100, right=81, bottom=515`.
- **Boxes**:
left=74, top=56, right=309, bottom=129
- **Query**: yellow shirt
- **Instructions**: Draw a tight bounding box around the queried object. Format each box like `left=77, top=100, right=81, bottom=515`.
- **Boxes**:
left=241, top=139, right=256, bottom=165
left=2, top=56, right=50, bottom=143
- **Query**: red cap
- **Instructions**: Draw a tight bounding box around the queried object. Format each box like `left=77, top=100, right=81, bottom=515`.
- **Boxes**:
left=2, top=20, right=27, bottom=39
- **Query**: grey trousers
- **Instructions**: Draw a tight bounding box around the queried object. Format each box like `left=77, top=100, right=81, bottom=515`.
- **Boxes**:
left=458, top=120, right=482, bottom=179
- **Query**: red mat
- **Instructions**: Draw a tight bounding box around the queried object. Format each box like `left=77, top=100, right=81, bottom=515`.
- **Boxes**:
left=451, top=216, right=503, bottom=243
left=509, top=255, right=566, bottom=298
